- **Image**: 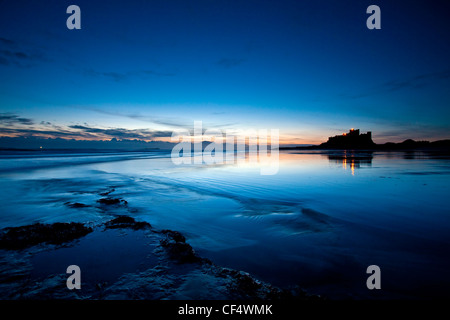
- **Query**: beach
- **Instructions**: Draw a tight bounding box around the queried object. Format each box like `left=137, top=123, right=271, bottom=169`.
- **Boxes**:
left=1, top=149, right=450, bottom=299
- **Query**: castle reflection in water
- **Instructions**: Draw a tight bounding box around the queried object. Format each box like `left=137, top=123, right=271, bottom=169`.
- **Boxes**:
left=326, top=151, right=373, bottom=175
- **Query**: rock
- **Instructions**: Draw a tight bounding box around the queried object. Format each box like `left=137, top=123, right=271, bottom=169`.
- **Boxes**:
left=95, top=281, right=109, bottom=290
left=0, top=216, right=322, bottom=300
left=0, top=222, right=93, bottom=250
left=64, top=202, right=90, bottom=208
left=161, top=229, right=186, bottom=243
left=214, top=267, right=319, bottom=300
left=99, top=188, right=115, bottom=196
left=159, top=230, right=201, bottom=263
left=0, top=247, right=317, bottom=300
left=104, top=216, right=151, bottom=230
left=97, top=198, right=127, bottom=205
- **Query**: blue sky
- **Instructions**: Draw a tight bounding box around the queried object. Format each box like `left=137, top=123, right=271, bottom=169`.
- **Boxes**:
left=0, top=0, right=449, bottom=145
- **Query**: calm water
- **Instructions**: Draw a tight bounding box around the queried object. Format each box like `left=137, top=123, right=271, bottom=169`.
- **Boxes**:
left=1, top=150, right=449, bottom=299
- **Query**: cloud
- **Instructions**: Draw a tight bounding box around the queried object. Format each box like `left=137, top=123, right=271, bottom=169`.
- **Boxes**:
left=0, top=49, right=36, bottom=66
left=383, top=69, right=450, bottom=92
left=0, top=113, right=173, bottom=140
left=0, top=38, right=47, bottom=68
left=0, top=120, right=174, bottom=140
left=0, top=127, right=89, bottom=139
left=82, top=107, right=191, bottom=128
left=340, top=69, right=450, bottom=99
left=0, top=37, right=15, bottom=46
left=91, top=71, right=127, bottom=82
left=0, top=50, right=30, bottom=59
left=84, top=68, right=175, bottom=82
left=216, top=58, right=246, bottom=69
left=141, top=70, right=176, bottom=77
left=0, top=56, right=10, bottom=66
left=0, top=111, right=235, bottom=141
left=69, top=125, right=173, bottom=140
left=0, top=113, right=34, bottom=125
left=85, top=107, right=239, bottom=130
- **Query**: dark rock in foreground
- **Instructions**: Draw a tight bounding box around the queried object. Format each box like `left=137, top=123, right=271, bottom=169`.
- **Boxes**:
left=99, top=188, right=115, bottom=196
left=159, top=229, right=202, bottom=263
left=104, top=215, right=151, bottom=230
left=65, top=202, right=90, bottom=208
left=161, top=229, right=186, bottom=242
left=0, top=216, right=321, bottom=300
left=0, top=222, right=93, bottom=250
left=97, top=198, right=128, bottom=205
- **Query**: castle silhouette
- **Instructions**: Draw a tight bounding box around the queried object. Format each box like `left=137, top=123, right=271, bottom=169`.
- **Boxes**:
left=320, top=129, right=375, bottom=149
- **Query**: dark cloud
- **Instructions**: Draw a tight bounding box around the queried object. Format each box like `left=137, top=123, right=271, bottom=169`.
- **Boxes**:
left=0, top=124, right=175, bottom=141
left=84, top=68, right=175, bottom=82
left=341, top=69, right=450, bottom=99
left=216, top=58, right=246, bottom=69
left=141, top=70, right=176, bottom=77
left=383, top=69, right=450, bottom=92
left=69, top=125, right=173, bottom=140
left=84, top=70, right=127, bottom=82
left=0, top=113, right=34, bottom=125
left=0, top=56, right=9, bottom=66
left=150, top=130, right=177, bottom=138
left=84, top=107, right=191, bottom=128
left=0, top=50, right=30, bottom=59
left=0, top=38, right=47, bottom=68
left=0, top=37, right=15, bottom=45
left=0, top=49, right=35, bottom=67
left=0, top=127, right=89, bottom=139
left=85, top=107, right=238, bottom=129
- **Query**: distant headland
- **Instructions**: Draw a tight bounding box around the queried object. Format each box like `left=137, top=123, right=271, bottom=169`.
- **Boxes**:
left=282, top=128, right=450, bottom=151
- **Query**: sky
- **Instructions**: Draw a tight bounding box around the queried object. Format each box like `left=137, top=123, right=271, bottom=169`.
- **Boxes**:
left=0, top=0, right=449, bottom=146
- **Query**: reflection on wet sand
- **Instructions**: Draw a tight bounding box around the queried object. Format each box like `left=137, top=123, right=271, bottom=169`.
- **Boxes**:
left=326, top=151, right=373, bottom=175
